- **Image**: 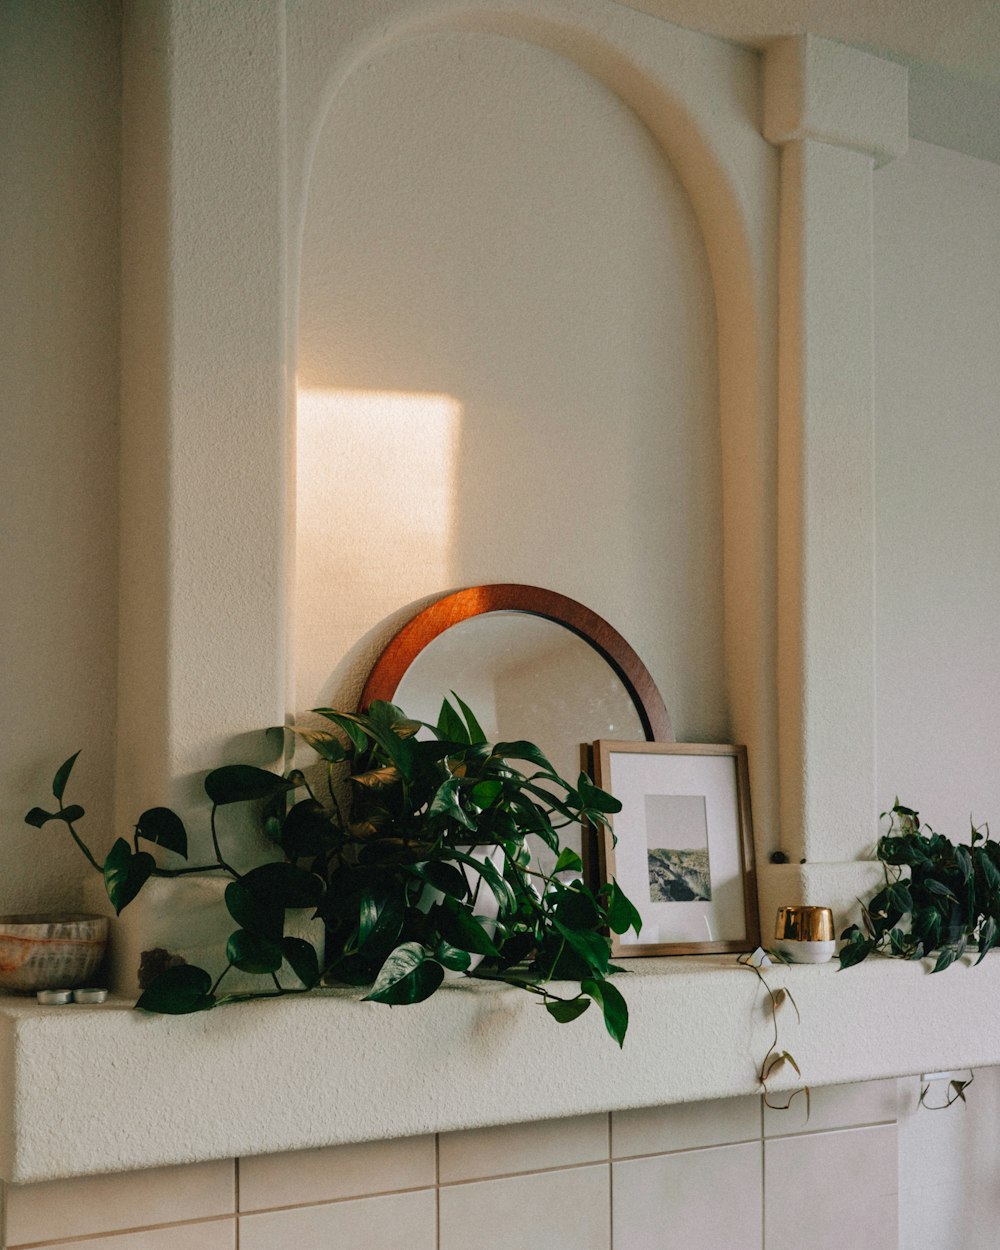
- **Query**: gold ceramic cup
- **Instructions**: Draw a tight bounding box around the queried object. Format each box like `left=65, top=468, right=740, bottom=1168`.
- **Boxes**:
left=774, top=906, right=836, bottom=963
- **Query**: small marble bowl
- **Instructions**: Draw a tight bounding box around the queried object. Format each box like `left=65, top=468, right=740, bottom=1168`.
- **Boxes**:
left=0, top=914, right=109, bottom=993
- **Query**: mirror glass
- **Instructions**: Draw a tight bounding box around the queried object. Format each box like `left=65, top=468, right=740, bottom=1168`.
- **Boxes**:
left=396, top=611, right=645, bottom=778
left=395, top=611, right=646, bottom=863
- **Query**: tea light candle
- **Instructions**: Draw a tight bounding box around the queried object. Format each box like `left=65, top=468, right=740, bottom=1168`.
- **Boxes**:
left=36, top=988, right=73, bottom=1005
left=72, top=988, right=108, bottom=1004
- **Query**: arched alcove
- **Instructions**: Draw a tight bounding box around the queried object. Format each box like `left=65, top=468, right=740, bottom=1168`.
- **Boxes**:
left=295, top=28, right=725, bottom=741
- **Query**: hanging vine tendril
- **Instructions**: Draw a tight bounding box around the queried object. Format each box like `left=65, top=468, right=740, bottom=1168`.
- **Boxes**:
left=738, top=951, right=810, bottom=1116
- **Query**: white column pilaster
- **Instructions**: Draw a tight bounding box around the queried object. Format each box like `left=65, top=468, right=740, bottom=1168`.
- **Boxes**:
left=760, top=36, right=907, bottom=928
left=117, top=0, right=289, bottom=864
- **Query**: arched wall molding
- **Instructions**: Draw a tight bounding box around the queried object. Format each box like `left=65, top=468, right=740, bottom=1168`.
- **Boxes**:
left=286, top=0, right=780, bottom=850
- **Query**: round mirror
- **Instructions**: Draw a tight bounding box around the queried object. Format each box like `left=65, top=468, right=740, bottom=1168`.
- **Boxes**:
left=360, top=585, right=673, bottom=862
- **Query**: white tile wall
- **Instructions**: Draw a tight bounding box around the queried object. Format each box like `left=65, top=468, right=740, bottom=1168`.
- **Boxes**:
left=239, top=1134, right=436, bottom=1210
left=439, top=1163, right=609, bottom=1250
left=612, top=1093, right=760, bottom=1157
left=4, top=1159, right=234, bottom=1246
left=897, top=1067, right=1000, bottom=1250
left=765, top=1124, right=898, bottom=1250
left=613, top=1141, right=762, bottom=1250
left=439, top=1113, right=608, bottom=1182
left=22, top=1074, right=1000, bottom=1250
left=763, top=1076, right=898, bottom=1136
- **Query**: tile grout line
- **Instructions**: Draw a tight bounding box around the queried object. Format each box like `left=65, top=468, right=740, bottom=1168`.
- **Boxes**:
left=234, top=1156, right=240, bottom=1250
left=613, top=1137, right=759, bottom=1164
left=766, top=1117, right=896, bottom=1142
left=606, top=1113, right=613, bottom=1250
left=759, top=1095, right=765, bottom=1250
left=441, top=1157, right=610, bottom=1188
left=10, top=1212, right=237, bottom=1249
left=233, top=1153, right=625, bottom=1223
left=239, top=1181, right=435, bottom=1215
left=435, top=1133, right=441, bottom=1250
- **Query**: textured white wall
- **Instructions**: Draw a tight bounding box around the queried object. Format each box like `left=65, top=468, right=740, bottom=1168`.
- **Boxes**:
left=874, top=140, right=1000, bottom=836
left=115, top=0, right=289, bottom=867
left=0, top=2, right=121, bottom=907
left=294, top=28, right=727, bottom=744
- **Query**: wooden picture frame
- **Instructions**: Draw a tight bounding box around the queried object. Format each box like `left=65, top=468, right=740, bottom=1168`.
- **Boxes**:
left=593, top=741, right=759, bottom=956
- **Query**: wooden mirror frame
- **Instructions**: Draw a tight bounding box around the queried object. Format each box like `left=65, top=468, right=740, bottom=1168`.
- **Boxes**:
left=359, top=583, right=673, bottom=742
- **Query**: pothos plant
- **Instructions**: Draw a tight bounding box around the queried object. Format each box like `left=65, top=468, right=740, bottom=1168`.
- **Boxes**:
left=26, top=697, right=642, bottom=1045
left=840, top=800, right=1000, bottom=973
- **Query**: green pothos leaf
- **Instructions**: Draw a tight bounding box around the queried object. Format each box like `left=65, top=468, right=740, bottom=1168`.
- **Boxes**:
left=135, top=807, right=188, bottom=858
left=225, top=879, right=283, bottom=943
left=437, top=698, right=470, bottom=745
left=135, top=964, right=215, bottom=1014
left=450, top=849, right=515, bottom=914
left=838, top=937, right=876, bottom=969
left=357, top=888, right=405, bottom=961
left=282, top=937, right=321, bottom=987
left=554, top=920, right=611, bottom=977
left=350, top=765, right=401, bottom=790
left=978, top=848, right=1000, bottom=891
left=954, top=845, right=973, bottom=883
left=581, top=977, right=628, bottom=1047
left=553, top=847, right=584, bottom=875
left=605, top=879, right=642, bottom=936
left=25, top=805, right=85, bottom=828
left=434, top=898, right=499, bottom=956
left=933, top=944, right=961, bottom=973
left=240, top=861, right=325, bottom=909
left=434, top=939, right=472, bottom=973
left=363, top=942, right=445, bottom=1005
left=414, top=860, right=469, bottom=900
left=428, top=777, right=476, bottom=829
left=52, top=751, right=81, bottom=801
left=204, top=765, right=295, bottom=806
left=545, top=996, right=591, bottom=1024
left=491, top=740, right=555, bottom=772
left=312, top=709, right=369, bottom=753
left=24, top=806, right=57, bottom=828
left=227, top=929, right=284, bottom=974
left=103, top=838, right=155, bottom=914
left=922, top=879, right=957, bottom=902
left=451, top=692, right=487, bottom=745
left=976, top=915, right=998, bottom=965
left=576, top=771, right=622, bottom=815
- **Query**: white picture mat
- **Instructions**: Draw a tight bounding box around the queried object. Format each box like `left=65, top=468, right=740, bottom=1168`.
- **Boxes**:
left=607, top=750, right=747, bottom=945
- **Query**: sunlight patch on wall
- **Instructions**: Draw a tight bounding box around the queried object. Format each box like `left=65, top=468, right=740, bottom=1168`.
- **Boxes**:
left=294, top=387, right=462, bottom=708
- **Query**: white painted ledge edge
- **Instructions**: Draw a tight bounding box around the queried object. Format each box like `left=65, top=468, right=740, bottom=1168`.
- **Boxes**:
left=1, top=953, right=996, bottom=1182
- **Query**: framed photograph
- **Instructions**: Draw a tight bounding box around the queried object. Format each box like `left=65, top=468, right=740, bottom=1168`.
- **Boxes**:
left=593, top=741, right=759, bottom=956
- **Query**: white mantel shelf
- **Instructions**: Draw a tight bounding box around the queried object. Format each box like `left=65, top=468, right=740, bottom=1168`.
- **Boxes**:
left=1, top=954, right=996, bottom=1183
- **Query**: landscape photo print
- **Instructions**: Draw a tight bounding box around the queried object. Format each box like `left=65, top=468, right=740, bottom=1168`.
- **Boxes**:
left=645, top=794, right=712, bottom=903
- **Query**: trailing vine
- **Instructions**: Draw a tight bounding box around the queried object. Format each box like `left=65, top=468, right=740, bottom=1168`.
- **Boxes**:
left=738, top=949, right=810, bottom=1115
